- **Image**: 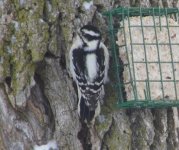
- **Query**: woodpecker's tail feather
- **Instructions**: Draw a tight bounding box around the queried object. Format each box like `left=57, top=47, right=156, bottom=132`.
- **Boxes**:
left=79, top=96, right=95, bottom=124
left=79, top=96, right=101, bottom=126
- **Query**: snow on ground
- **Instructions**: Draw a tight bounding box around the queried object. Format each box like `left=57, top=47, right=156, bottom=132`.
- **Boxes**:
left=33, top=140, right=59, bottom=150
left=83, top=1, right=93, bottom=10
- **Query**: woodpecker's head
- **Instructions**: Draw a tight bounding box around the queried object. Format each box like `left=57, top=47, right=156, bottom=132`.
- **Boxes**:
left=79, top=25, right=101, bottom=51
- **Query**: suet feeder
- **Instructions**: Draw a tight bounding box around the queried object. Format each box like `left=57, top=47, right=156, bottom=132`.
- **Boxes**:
left=103, top=7, right=179, bottom=108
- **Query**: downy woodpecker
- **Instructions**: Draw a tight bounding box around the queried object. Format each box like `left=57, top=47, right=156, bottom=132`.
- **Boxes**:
left=69, top=25, right=109, bottom=126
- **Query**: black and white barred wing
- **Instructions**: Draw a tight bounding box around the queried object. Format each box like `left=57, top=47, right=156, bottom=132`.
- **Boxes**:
left=98, top=43, right=109, bottom=84
left=70, top=47, right=87, bottom=86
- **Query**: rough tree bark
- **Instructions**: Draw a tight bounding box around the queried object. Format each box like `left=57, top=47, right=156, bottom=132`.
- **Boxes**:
left=0, top=0, right=179, bottom=150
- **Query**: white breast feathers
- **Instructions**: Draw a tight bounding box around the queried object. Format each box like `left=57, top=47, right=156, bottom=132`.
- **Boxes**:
left=86, top=54, right=98, bottom=82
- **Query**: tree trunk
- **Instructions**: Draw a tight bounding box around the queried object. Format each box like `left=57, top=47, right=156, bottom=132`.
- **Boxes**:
left=0, top=0, right=179, bottom=149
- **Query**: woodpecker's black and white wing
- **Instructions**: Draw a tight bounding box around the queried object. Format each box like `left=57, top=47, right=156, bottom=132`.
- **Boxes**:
left=69, top=35, right=84, bottom=83
left=99, top=42, right=109, bottom=84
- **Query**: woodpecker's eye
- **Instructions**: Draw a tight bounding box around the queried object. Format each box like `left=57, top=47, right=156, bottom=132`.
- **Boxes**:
left=83, top=33, right=94, bottom=41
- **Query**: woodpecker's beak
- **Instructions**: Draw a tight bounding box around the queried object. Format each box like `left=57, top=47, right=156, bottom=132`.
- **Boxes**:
left=77, top=30, right=86, bottom=44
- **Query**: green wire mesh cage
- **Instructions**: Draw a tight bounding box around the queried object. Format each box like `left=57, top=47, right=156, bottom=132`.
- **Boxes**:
left=103, top=7, right=179, bottom=108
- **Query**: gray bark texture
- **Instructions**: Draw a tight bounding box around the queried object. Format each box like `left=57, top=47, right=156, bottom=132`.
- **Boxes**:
left=0, top=0, right=179, bottom=150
